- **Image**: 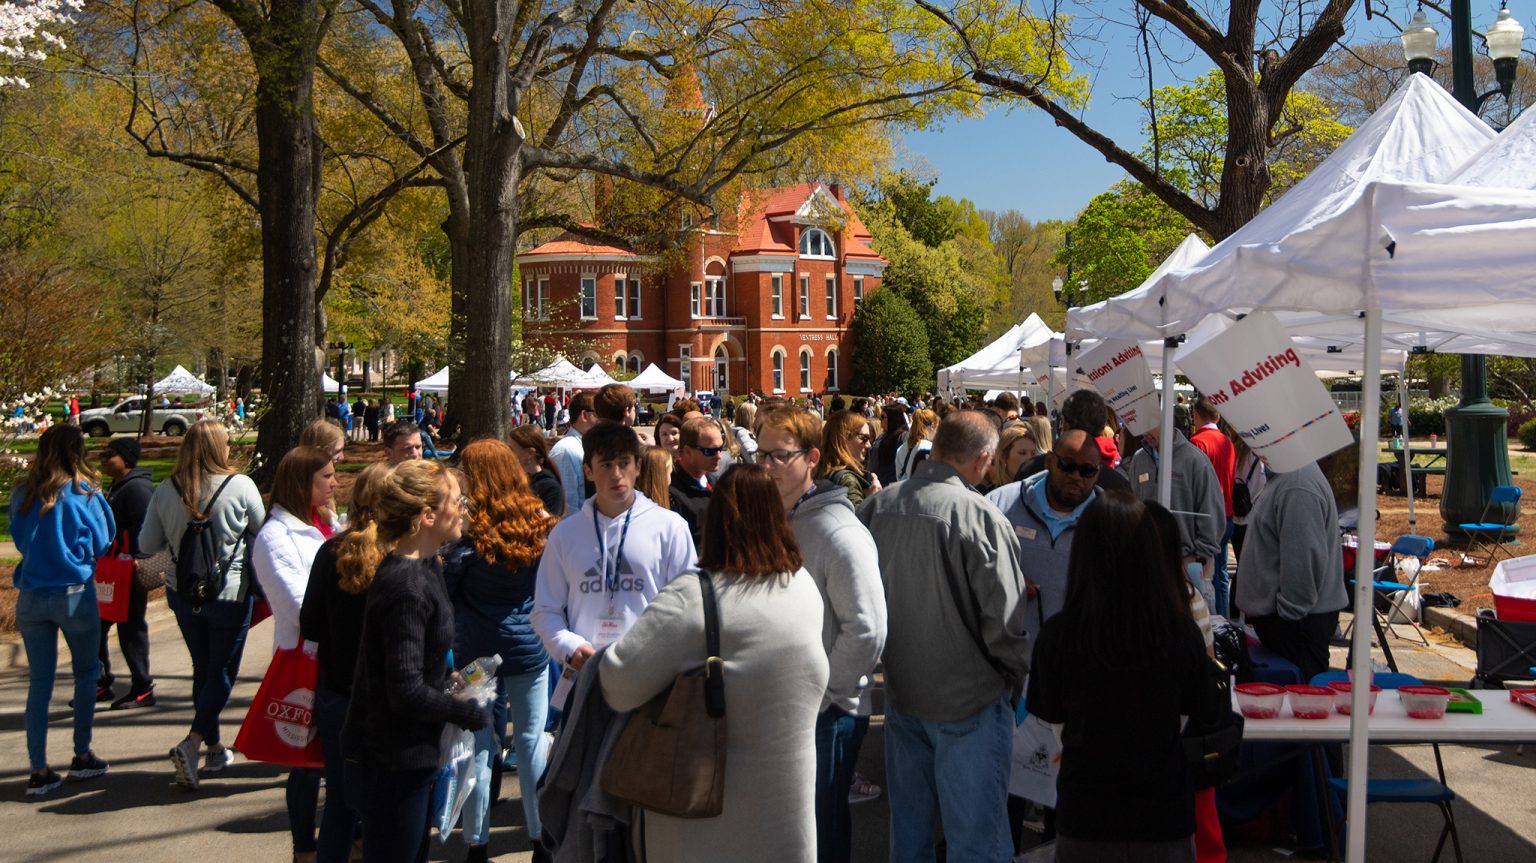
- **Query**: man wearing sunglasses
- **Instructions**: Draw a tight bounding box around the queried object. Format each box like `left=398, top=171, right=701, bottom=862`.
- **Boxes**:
left=667, top=416, right=722, bottom=549
left=986, top=430, right=1101, bottom=646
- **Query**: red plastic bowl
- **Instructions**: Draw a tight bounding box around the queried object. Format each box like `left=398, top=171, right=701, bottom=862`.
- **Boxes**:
left=1235, top=682, right=1286, bottom=719
left=1400, top=685, right=1451, bottom=719
left=1286, top=684, right=1335, bottom=719
left=1328, top=681, right=1381, bottom=715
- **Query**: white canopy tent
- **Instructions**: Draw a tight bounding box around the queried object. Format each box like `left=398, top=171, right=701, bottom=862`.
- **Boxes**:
left=628, top=363, right=687, bottom=393
left=514, top=357, right=606, bottom=389
left=585, top=363, right=617, bottom=386
left=414, top=367, right=451, bottom=394
left=936, top=314, right=1056, bottom=393
left=1064, top=78, right=1536, bottom=861
left=321, top=373, right=342, bottom=394
left=152, top=365, right=216, bottom=396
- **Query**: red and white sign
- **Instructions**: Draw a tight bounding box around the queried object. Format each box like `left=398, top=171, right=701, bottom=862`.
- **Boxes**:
left=1076, top=339, right=1158, bottom=436
left=1176, top=311, right=1353, bottom=473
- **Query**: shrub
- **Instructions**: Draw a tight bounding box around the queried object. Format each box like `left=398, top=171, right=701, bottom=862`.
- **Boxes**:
left=1519, top=418, right=1536, bottom=451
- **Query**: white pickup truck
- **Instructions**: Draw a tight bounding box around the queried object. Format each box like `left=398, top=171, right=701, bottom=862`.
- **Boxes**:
left=79, top=398, right=207, bottom=437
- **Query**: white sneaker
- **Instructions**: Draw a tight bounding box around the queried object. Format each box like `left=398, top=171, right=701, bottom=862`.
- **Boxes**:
left=204, top=745, right=235, bottom=773
left=170, top=738, right=200, bottom=790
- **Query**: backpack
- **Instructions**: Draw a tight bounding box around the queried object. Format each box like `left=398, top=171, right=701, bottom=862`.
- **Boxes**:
left=169, top=475, right=242, bottom=610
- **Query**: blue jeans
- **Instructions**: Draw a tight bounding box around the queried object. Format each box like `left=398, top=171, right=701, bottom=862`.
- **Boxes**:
left=815, top=706, right=869, bottom=863
left=462, top=668, right=549, bottom=845
left=17, top=584, right=102, bottom=771
left=1214, top=517, right=1234, bottom=618
left=885, top=695, right=1014, bottom=863
left=315, top=686, right=360, bottom=863
left=166, top=591, right=252, bottom=744
left=347, top=762, right=436, bottom=863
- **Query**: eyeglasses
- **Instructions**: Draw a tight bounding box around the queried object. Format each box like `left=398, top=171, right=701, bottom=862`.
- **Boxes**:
left=854, top=433, right=872, bottom=442
left=695, top=446, right=723, bottom=457
left=761, top=448, right=809, bottom=465
left=1051, top=457, right=1100, bottom=478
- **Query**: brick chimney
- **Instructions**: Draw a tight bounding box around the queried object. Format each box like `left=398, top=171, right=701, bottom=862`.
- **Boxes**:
left=829, top=183, right=844, bottom=202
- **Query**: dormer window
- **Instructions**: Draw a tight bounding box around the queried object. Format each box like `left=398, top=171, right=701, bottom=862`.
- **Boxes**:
left=799, top=228, right=836, bottom=259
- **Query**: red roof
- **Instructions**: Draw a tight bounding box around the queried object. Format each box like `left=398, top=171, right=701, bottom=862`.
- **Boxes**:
left=731, top=182, right=885, bottom=262
left=522, top=231, right=637, bottom=258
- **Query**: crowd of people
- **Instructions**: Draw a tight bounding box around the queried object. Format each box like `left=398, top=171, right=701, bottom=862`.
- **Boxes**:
left=7, top=377, right=1358, bottom=863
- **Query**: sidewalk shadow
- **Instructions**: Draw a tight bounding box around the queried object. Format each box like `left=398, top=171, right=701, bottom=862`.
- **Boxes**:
left=35, top=762, right=286, bottom=816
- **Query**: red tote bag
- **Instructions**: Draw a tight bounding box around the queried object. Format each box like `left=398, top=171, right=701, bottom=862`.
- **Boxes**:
left=95, top=533, right=135, bottom=623
left=234, top=644, right=324, bottom=769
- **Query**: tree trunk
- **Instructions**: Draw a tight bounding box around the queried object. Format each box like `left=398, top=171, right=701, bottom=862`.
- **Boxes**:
left=1213, top=78, right=1273, bottom=241
left=248, top=0, right=324, bottom=488
left=445, top=1, right=521, bottom=444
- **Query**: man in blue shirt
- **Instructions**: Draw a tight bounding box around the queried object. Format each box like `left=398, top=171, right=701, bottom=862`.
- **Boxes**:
left=549, top=391, right=598, bottom=518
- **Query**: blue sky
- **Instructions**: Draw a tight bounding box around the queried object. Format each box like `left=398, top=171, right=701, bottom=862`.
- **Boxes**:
left=899, top=2, right=1476, bottom=222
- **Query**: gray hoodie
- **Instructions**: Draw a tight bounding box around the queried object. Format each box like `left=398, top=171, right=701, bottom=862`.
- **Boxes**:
left=790, top=481, right=887, bottom=713
left=1235, top=462, right=1348, bottom=620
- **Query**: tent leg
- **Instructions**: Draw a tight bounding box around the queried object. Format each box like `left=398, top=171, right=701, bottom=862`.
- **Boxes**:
left=1346, top=309, right=1383, bottom=863
left=1158, top=339, right=1178, bottom=508
left=1399, top=375, right=1415, bottom=532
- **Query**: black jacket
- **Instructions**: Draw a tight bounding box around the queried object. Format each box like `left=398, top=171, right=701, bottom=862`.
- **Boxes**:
left=343, top=555, right=489, bottom=771
left=667, top=464, right=712, bottom=551
left=106, top=468, right=154, bottom=556
left=874, top=432, right=904, bottom=487
left=529, top=468, right=565, bottom=518
left=299, top=538, right=367, bottom=697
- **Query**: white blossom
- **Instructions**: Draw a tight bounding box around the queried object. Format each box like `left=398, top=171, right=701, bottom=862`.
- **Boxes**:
left=0, top=0, right=79, bottom=87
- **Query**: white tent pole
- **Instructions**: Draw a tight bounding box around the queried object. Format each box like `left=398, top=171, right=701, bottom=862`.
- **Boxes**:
left=1159, top=338, right=1177, bottom=508
left=1398, top=374, right=1416, bottom=532
left=1346, top=309, right=1383, bottom=863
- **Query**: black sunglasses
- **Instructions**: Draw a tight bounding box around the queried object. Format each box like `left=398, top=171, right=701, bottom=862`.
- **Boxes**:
left=695, top=446, right=723, bottom=457
left=1052, top=456, right=1100, bottom=478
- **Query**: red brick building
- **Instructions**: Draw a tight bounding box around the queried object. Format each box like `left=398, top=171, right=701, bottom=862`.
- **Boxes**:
left=519, top=182, right=887, bottom=396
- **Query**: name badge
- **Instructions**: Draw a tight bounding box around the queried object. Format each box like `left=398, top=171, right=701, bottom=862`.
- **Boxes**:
left=1016, top=526, right=1037, bottom=541
left=593, top=614, right=625, bottom=648
left=1138, top=473, right=1150, bottom=483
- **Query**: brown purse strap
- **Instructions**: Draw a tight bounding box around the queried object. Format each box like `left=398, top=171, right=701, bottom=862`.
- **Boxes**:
left=699, top=571, right=725, bottom=718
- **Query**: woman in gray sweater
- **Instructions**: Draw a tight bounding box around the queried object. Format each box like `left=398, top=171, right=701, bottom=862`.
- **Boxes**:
left=600, top=464, right=828, bottom=863
left=140, top=420, right=265, bottom=790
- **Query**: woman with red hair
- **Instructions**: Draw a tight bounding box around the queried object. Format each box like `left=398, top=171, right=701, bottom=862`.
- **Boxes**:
left=444, top=438, right=560, bottom=863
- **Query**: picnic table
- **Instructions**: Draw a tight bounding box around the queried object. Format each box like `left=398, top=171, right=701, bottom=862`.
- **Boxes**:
left=1385, top=444, right=1448, bottom=497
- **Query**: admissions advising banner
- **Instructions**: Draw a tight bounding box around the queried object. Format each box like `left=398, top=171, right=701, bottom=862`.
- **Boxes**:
left=1175, top=311, right=1353, bottom=473
left=1076, top=339, right=1159, bottom=436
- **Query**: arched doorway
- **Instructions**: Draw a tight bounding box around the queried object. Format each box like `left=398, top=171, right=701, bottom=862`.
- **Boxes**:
left=713, top=345, right=729, bottom=392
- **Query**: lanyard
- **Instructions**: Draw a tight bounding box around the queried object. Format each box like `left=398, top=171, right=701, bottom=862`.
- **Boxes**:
left=789, top=483, right=817, bottom=518
left=594, top=503, right=635, bottom=605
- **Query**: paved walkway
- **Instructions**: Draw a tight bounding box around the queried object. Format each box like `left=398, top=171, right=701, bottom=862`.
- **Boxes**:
left=0, top=604, right=1532, bottom=861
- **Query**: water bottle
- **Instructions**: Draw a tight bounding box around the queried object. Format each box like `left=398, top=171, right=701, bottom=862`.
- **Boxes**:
left=448, top=654, right=502, bottom=693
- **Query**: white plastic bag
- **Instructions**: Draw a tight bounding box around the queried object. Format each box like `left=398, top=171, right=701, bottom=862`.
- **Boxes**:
left=432, top=656, right=501, bottom=842
left=1387, top=558, right=1422, bottom=624
left=1008, top=713, right=1060, bottom=808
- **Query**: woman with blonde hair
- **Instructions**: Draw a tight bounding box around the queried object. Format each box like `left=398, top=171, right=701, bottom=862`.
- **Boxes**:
left=140, top=418, right=265, bottom=789
left=299, top=418, right=347, bottom=464
left=341, top=459, right=490, bottom=862
left=300, top=461, right=389, bottom=863
left=601, top=464, right=828, bottom=862
left=444, top=439, right=561, bottom=862
left=250, top=446, right=340, bottom=861
left=730, top=401, right=759, bottom=464
left=983, top=424, right=1041, bottom=493
left=10, top=424, right=115, bottom=796
left=638, top=445, right=674, bottom=510
left=893, top=409, right=938, bottom=483
left=817, top=410, right=879, bottom=506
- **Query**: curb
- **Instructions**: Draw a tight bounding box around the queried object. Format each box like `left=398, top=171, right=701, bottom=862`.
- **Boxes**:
left=1, top=594, right=180, bottom=673
left=1424, top=605, right=1480, bottom=651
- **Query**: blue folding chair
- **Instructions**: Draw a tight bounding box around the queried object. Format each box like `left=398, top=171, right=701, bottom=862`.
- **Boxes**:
left=1309, top=672, right=1464, bottom=863
left=1343, top=535, right=1436, bottom=670
left=1457, top=485, right=1522, bottom=566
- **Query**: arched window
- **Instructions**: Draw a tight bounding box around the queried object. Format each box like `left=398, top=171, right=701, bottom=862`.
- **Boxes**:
left=826, top=348, right=839, bottom=391
left=628, top=353, right=643, bottom=373
left=799, top=348, right=813, bottom=392
left=799, top=228, right=835, bottom=259
left=580, top=352, right=600, bottom=368
left=771, top=349, right=786, bottom=392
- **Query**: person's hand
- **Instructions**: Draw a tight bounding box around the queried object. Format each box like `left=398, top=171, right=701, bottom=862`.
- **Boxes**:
left=569, top=643, right=597, bottom=670
left=1025, top=580, right=1040, bottom=598
left=868, top=473, right=882, bottom=495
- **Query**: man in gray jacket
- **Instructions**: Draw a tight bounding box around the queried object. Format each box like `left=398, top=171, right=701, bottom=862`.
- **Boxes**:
left=1126, top=423, right=1226, bottom=608
left=1235, top=460, right=1347, bottom=682
left=858, top=410, right=1029, bottom=863
left=759, top=406, right=886, bottom=863
left=986, top=429, right=1101, bottom=644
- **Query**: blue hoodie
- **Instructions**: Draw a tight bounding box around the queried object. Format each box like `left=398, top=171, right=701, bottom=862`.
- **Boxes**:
left=10, top=480, right=116, bottom=590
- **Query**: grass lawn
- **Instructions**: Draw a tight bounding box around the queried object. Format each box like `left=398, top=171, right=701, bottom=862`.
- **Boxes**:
left=0, top=457, right=176, bottom=544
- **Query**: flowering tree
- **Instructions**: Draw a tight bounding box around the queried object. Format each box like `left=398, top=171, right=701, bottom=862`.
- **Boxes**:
left=0, top=0, right=79, bottom=87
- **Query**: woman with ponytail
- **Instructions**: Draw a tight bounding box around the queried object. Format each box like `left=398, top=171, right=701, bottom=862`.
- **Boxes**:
left=340, top=460, right=491, bottom=863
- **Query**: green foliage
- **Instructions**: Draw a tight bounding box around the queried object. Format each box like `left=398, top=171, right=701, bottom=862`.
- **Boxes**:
left=850, top=289, right=931, bottom=395
left=1519, top=419, right=1536, bottom=451
left=1056, top=182, right=1192, bottom=305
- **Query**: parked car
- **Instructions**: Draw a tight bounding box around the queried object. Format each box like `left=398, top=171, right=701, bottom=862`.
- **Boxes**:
left=79, top=398, right=206, bottom=437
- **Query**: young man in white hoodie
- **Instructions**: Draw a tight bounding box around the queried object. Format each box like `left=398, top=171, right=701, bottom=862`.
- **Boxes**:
left=532, top=423, right=697, bottom=703
left=758, top=407, right=887, bottom=863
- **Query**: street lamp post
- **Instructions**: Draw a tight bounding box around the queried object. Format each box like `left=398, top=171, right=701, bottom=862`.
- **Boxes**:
left=1401, top=1, right=1526, bottom=535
